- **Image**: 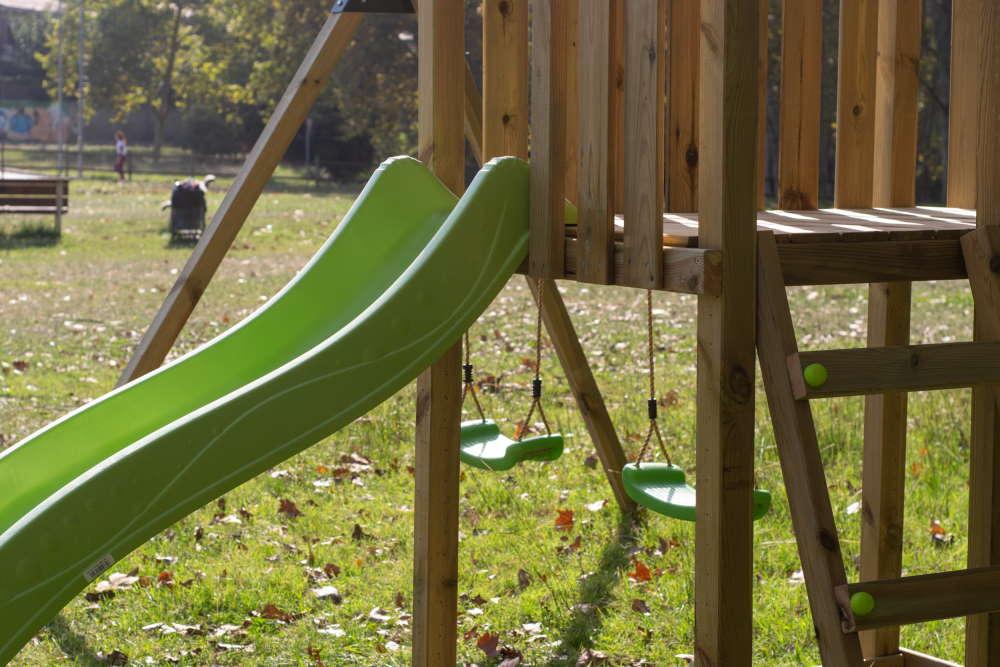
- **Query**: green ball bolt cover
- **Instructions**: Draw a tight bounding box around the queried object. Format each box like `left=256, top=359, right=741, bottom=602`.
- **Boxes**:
left=850, top=591, right=876, bottom=617
left=803, top=363, right=829, bottom=388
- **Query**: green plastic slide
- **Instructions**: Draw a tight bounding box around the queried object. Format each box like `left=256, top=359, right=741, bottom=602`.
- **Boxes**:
left=0, top=156, right=532, bottom=662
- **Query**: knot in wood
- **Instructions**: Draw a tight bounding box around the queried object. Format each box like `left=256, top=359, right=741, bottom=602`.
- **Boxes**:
left=818, top=529, right=839, bottom=552
left=727, top=364, right=753, bottom=404
left=685, top=146, right=699, bottom=168
left=990, top=254, right=1000, bottom=274
left=498, top=0, right=511, bottom=17
left=852, top=104, right=863, bottom=117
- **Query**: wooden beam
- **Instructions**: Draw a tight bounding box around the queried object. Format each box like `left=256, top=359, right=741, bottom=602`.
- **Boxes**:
left=667, top=0, right=699, bottom=212
left=412, top=3, right=464, bottom=666
left=118, top=11, right=363, bottom=386
left=562, top=240, right=721, bottom=296
left=947, top=0, right=983, bottom=209
left=838, top=566, right=1000, bottom=632
left=694, top=0, right=759, bottom=662
left=576, top=0, right=614, bottom=284
left=529, top=0, right=568, bottom=278
left=623, top=0, right=666, bottom=289
left=835, top=0, right=879, bottom=209
left=777, top=239, right=966, bottom=286
left=757, top=233, right=866, bottom=665
left=483, top=0, right=528, bottom=160
left=862, top=3, right=920, bottom=658
left=789, top=341, right=1000, bottom=399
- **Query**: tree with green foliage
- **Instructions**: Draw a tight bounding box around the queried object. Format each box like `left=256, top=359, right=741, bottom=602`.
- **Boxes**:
left=38, top=0, right=244, bottom=158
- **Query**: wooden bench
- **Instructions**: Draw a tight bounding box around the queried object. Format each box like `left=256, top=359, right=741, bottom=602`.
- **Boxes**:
left=0, top=177, right=70, bottom=236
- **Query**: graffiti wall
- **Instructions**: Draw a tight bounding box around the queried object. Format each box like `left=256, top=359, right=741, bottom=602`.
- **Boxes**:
left=0, top=102, right=72, bottom=143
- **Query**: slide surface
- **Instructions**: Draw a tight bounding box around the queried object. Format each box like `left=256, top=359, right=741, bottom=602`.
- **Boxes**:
left=0, top=156, right=531, bottom=662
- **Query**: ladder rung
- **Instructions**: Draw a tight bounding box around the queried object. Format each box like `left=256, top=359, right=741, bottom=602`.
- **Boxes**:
left=836, top=566, right=1000, bottom=632
left=788, top=341, right=1000, bottom=399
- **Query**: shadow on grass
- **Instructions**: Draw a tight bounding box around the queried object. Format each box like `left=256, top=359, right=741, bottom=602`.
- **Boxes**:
left=550, top=512, right=641, bottom=666
left=0, top=224, right=60, bottom=250
left=45, top=613, right=103, bottom=665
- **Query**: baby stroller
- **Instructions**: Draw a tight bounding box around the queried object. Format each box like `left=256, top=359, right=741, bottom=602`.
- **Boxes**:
left=164, top=175, right=215, bottom=241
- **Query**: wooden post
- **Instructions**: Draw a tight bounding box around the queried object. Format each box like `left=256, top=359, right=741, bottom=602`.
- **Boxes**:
left=947, top=0, right=983, bottom=209
left=529, top=0, right=568, bottom=278
left=967, top=3, right=1000, bottom=664
left=777, top=0, right=821, bottom=210
left=623, top=0, right=666, bottom=289
left=860, top=1, right=919, bottom=660
left=117, top=11, right=363, bottom=386
left=694, top=0, right=759, bottom=663
left=667, top=0, right=699, bottom=212
left=412, top=3, right=464, bottom=666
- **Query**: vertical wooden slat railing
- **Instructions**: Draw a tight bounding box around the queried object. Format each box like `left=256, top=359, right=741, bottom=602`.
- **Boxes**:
left=667, top=0, right=699, bottom=213
left=483, top=0, right=528, bottom=160
left=835, top=0, right=878, bottom=209
left=861, top=1, right=921, bottom=661
left=623, top=0, right=666, bottom=289
left=576, top=0, right=614, bottom=284
left=777, top=0, right=821, bottom=210
left=610, top=1, right=625, bottom=216
left=564, top=0, right=579, bottom=206
left=947, top=0, right=982, bottom=210
left=529, top=0, right=568, bottom=278
left=757, top=0, right=769, bottom=210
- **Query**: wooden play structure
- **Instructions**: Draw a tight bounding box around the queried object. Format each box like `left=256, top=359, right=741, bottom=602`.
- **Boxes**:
left=115, top=0, right=1000, bottom=664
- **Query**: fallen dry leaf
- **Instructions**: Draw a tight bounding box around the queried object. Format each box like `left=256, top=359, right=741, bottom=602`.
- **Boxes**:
left=278, top=499, right=302, bottom=519
left=628, top=560, right=652, bottom=583
left=554, top=509, right=575, bottom=531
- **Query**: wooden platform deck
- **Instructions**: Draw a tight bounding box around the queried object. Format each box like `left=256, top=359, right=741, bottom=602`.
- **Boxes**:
left=561, top=207, right=978, bottom=295
left=614, top=206, right=977, bottom=247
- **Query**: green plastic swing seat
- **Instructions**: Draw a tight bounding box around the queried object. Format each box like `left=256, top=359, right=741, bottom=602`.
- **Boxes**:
left=459, top=420, right=564, bottom=471
left=622, top=462, right=772, bottom=522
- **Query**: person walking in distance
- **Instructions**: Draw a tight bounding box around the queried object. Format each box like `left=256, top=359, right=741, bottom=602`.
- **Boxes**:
left=114, top=131, right=128, bottom=183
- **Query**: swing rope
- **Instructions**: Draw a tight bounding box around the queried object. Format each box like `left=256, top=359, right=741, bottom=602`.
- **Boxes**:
left=636, top=289, right=671, bottom=466
left=461, top=331, right=488, bottom=422
left=518, top=278, right=553, bottom=440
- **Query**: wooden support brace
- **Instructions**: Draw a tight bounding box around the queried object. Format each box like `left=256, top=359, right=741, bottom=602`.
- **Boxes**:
left=837, top=566, right=1000, bottom=632
left=788, top=341, right=1000, bottom=399
left=757, top=233, right=865, bottom=665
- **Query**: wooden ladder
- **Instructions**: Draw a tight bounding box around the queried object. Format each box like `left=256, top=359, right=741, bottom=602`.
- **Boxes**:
left=756, top=231, right=1000, bottom=667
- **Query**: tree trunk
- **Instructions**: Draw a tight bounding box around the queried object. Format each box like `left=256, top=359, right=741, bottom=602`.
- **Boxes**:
left=153, top=2, right=184, bottom=160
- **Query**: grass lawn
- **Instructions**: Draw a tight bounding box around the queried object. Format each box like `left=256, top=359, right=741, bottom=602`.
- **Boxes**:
left=0, top=170, right=976, bottom=665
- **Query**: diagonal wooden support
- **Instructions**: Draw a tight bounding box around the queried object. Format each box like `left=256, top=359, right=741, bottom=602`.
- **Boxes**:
left=756, top=232, right=865, bottom=666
